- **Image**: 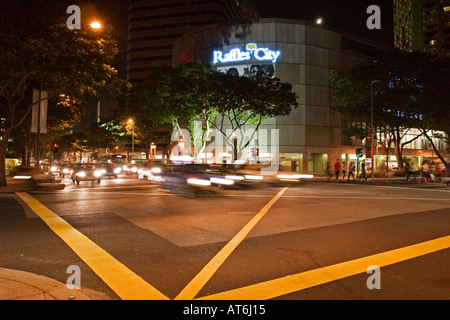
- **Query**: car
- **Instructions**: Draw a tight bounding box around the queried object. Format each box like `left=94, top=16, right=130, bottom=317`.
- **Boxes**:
left=159, top=164, right=216, bottom=197
left=137, top=160, right=165, bottom=182
left=57, top=163, right=75, bottom=177
left=71, top=164, right=103, bottom=185
left=96, top=163, right=120, bottom=179
left=122, top=162, right=139, bottom=175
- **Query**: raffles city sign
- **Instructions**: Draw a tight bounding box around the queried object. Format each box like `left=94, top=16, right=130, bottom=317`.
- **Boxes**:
left=213, top=43, right=281, bottom=65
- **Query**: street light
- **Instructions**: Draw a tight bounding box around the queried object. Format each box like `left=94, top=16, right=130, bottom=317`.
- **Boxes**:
left=128, top=119, right=135, bottom=160
left=90, top=21, right=102, bottom=30
left=371, top=80, right=381, bottom=180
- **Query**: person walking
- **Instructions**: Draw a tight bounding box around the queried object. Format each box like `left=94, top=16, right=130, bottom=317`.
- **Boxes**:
left=334, top=159, right=341, bottom=182
left=342, top=161, right=347, bottom=180
left=325, top=162, right=332, bottom=182
left=419, top=160, right=430, bottom=184
left=405, top=159, right=412, bottom=181
left=348, top=162, right=355, bottom=181
left=359, top=162, right=367, bottom=181
left=435, top=163, right=443, bottom=183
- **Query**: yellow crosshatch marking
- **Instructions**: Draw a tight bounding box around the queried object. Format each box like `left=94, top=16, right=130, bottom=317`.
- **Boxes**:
left=16, top=190, right=450, bottom=300
left=197, top=235, right=450, bottom=300
left=175, top=186, right=289, bottom=300
left=16, top=192, right=169, bottom=300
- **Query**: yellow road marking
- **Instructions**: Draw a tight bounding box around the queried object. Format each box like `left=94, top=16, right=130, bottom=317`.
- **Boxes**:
left=175, top=187, right=289, bottom=300
left=198, top=235, right=450, bottom=300
left=16, top=192, right=169, bottom=300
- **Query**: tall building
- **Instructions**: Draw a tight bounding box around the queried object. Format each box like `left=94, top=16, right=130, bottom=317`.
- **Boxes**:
left=394, top=0, right=450, bottom=57
left=127, top=0, right=259, bottom=84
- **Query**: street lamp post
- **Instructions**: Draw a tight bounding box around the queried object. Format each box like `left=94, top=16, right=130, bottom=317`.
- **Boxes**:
left=128, top=119, right=135, bottom=161
left=371, top=80, right=381, bottom=180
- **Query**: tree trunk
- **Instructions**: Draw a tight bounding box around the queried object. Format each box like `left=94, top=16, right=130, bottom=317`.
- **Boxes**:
left=0, top=137, right=8, bottom=186
left=423, top=131, right=448, bottom=167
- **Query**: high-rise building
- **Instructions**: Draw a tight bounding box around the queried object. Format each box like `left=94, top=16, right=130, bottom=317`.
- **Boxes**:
left=127, top=0, right=259, bottom=83
left=394, top=0, right=450, bottom=57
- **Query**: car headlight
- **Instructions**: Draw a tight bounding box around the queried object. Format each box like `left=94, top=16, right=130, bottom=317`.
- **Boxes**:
left=76, top=172, right=86, bottom=178
left=63, top=168, right=70, bottom=174
left=114, top=167, right=122, bottom=174
left=187, top=178, right=211, bottom=186
left=225, top=175, right=244, bottom=181
left=151, top=167, right=162, bottom=174
left=210, top=177, right=234, bottom=185
left=244, top=175, right=264, bottom=181
left=94, top=170, right=102, bottom=177
left=131, top=166, right=138, bottom=173
left=51, top=166, right=58, bottom=172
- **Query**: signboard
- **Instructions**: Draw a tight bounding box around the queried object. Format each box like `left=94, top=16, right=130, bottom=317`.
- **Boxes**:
left=213, top=43, right=281, bottom=65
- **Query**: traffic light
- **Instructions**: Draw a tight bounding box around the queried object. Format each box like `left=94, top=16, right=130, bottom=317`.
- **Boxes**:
left=356, top=148, right=363, bottom=158
left=51, top=140, right=59, bottom=153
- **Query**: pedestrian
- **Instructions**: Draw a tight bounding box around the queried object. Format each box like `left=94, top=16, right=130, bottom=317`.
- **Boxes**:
left=418, top=160, right=430, bottom=184
left=446, top=163, right=450, bottom=187
left=410, top=162, right=417, bottom=180
left=348, top=162, right=355, bottom=181
left=435, top=163, right=443, bottom=182
left=325, top=162, right=332, bottom=182
left=342, top=161, right=346, bottom=180
left=359, top=162, right=367, bottom=181
left=405, top=159, right=411, bottom=181
left=334, top=159, right=341, bottom=181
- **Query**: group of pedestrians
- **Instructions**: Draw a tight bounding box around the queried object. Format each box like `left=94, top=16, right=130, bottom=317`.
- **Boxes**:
left=325, top=158, right=449, bottom=186
left=411, top=159, right=449, bottom=185
left=325, top=159, right=366, bottom=182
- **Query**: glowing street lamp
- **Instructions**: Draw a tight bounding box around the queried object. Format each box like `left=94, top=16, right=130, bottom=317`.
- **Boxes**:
left=90, top=21, right=102, bottom=30
left=128, top=119, right=135, bottom=157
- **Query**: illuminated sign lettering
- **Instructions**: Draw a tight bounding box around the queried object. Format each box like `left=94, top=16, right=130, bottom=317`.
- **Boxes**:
left=213, top=43, right=281, bottom=64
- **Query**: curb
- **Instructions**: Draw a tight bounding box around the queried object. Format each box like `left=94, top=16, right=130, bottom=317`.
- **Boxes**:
left=0, top=268, right=111, bottom=300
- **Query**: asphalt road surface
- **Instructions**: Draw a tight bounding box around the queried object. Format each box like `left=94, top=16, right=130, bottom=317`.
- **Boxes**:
left=1, top=176, right=449, bottom=301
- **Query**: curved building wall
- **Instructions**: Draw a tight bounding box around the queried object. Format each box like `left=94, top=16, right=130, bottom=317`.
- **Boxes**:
left=173, top=19, right=375, bottom=173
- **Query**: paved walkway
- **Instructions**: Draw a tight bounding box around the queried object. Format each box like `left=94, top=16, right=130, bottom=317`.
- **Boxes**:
left=0, top=268, right=110, bottom=300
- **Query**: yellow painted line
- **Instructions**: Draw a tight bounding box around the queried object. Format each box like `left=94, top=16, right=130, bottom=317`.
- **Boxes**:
left=175, top=187, right=289, bottom=300
left=16, top=192, right=169, bottom=300
left=198, top=235, right=450, bottom=300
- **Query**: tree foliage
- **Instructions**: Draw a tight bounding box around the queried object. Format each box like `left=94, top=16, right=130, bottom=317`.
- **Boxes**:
left=131, top=63, right=298, bottom=160
left=330, top=50, right=450, bottom=167
left=0, top=0, right=126, bottom=185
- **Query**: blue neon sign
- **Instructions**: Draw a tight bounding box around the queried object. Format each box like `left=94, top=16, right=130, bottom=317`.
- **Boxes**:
left=213, top=43, right=281, bottom=65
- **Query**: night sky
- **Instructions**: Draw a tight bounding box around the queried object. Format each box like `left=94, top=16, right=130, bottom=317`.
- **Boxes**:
left=84, top=0, right=394, bottom=77
left=253, top=0, right=394, bottom=44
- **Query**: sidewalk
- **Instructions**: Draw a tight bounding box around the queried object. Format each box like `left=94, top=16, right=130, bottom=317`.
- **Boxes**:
left=0, top=268, right=110, bottom=300
left=307, top=174, right=450, bottom=188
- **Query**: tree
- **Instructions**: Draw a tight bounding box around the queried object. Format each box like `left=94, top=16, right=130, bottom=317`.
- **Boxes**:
left=131, top=63, right=299, bottom=162
left=330, top=50, right=450, bottom=168
left=0, top=1, right=122, bottom=185
left=208, top=71, right=298, bottom=160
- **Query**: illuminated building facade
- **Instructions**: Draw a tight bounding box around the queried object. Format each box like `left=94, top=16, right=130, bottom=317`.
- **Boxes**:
left=394, top=0, right=450, bottom=58
left=172, top=19, right=407, bottom=173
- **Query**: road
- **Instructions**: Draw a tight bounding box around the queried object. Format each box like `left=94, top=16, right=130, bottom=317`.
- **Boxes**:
left=1, top=175, right=449, bottom=301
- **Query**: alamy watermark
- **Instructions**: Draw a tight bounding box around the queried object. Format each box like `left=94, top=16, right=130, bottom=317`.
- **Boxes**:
left=170, top=125, right=280, bottom=174
left=66, top=265, right=81, bottom=290
left=366, top=265, right=381, bottom=290
left=367, top=5, right=381, bottom=30
left=66, top=5, right=81, bottom=30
